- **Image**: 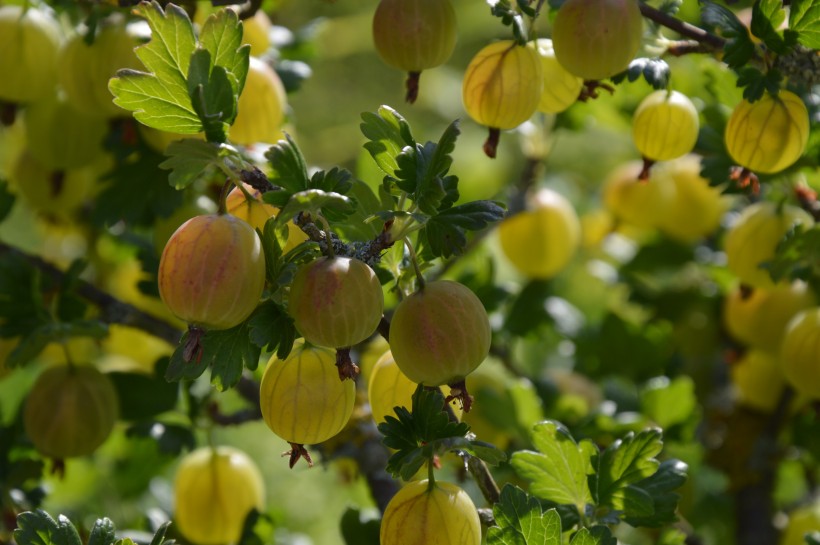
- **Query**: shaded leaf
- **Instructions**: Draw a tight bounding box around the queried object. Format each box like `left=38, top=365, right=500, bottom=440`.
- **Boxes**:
left=486, top=485, right=562, bottom=545
left=751, top=0, right=790, bottom=53
left=159, top=139, right=224, bottom=189
left=247, top=301, right=297, bottom=360
left=424, top=200, right=505, bottom=258
left=13, top=510, right=82, bottom=545
left=623, top=459, right=689, bottom=527
left=360, top=106, right=415, bottom=178
left=87, top=518, right=117, bottom=545
left=591, top=428, right=663, bottom=510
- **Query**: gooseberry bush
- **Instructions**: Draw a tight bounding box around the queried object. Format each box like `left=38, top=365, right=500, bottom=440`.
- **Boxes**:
left=0, top=1, right=819, bottom=545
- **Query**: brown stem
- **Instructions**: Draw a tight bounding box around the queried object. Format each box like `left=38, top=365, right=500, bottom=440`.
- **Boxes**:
left=638, top=157, right=655, bottom=181
left=639, top=3, right=726, bottom=50
left=467, top=456, right=501, bottom=504
left=483, top=128, right=501, bottom=159
left=335, top=347, right=360, bottom=381
left=0, top=242, right=182, bottom=345
left=446, top=379, right=474, bottom=413
left=665, top=40, right=715, bottom=56
left=0, top=101, right=17, bottom=127
left=283, top=443, right=313, bottom=468
left=182, top=325, right=205, bottom=363
left=405, top=71, right=421, bottom=104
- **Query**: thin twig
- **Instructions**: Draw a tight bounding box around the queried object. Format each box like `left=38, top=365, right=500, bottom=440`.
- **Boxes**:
left=0, top=241, right=182, bottom=345
left=639, top=3, right=726, bottom=50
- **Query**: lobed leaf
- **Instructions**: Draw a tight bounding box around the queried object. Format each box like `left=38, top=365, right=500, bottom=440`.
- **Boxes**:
left=511, top=421, right=596, bottom=515
left=591, top=428, right=663, bottom=511
left=790, top=0, right=820, bottom=48
left=486, top=485, right=562, bottom=545
left=360, top=106, right=416, bottom=178
left=14, top=510, right=83, bottom=545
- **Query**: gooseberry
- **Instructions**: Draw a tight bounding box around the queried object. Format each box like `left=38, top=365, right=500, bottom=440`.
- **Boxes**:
left=225, top=182, right=309, bottom=254
left=781, top=308, right=820, bottom=398
left=152, top=196, right=218, bottom=256
left=230, top=57, right=287, bottom=146
left=174, top=446, right=265, bottom=545
left=723, top=281, right=815, bottom=352
left=0, top=5, right=61, bottom=103
left=730, top=349, right=786, bottom=413
left=497, top=188, right=580, bottom=279
left=462, top=40, right=543, bottom=158
left=372, top=0, right=457, bottom=103
left=723, top=201, right=813, bottom=289
left=259, top=339, right=356, bottom=447
left=380, top=479, right=481, bottom=545
left=158, top=214, right=266, bottom=330
left=11, top=150, right=99, bottom=219
left=58, top=23, right=143, bottom=118
left=389, top=280, right=490, bottom=389
left=24, top=96, right=108, bottom=170
left=602, top=160, right=675, bottom=230
left=632, top=90, right=699, bottom=165
left=552, top=0, right=643, bottom=80
left=288, top=256, right=384, bottom=348
left=533, top=39, right=583, bottom=114
left=652, top=155, right=728, bottom=243
left=725, top=90, right=809, bottom=174
left=24, top=364, right=119, bottom=458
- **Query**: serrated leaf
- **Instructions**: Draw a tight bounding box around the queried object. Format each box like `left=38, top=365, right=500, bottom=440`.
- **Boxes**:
left=511, top=421, right=595, bottom=515
left=7, top=320, right=108, bottom=368
left=159, top=139, right=224, bottom=189
left=737, top=67, right=783, bottom=101
left=109, top=1, right=200, bottom=133
left=14, top=510, right=83, bottom=545
left=166, top=321, right=261, bottom=390
left=751, top=0, right=790, bottom=53
left=569, top=526, right=616, bottom=545
left=92, top=146, right=183, bottom=227
left=764, top=225, right=820, bottom=282
left=623, top=459, right=688, bottom=527
left=701, top=2, right=757, bottom=69
left=308, top=168, right=356, bottom=222
left=263, top=134, right=310, bottom=194
left=360, top=106, right=415, bottom=178
left=790, top=0, right=820, bottom=48
left=187, top=49, right=233, bottom=142
left=591, top=429, right=663, bottom=511
left=486, top=485, right=562, bottom=545
left=199, top=8, right=250, bottom=100
left=247, top=301, right=296, bottom=360
left=87, top=518, right=117, bottom=545
left=277, top=189, right=355, bottom=224
left=340, top=508, right=380, bottom=545
left=424, top=200, right=505, bottom=258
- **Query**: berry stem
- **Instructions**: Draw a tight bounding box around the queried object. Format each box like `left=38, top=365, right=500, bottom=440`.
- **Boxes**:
left=217, top=179, right=233, bottom=215
left=405, top=71, right=421, bottom=104
left=335, top=347, right=360, bottom=381
left=317, top=214, right=336, bottom=258
left=403, top=237, right=425, bottom=291
left=483, top=128, right=500, bottom=158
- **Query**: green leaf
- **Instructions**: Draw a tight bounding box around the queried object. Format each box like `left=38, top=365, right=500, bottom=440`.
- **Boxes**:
left=8, top=320, right=108, bottom=368
left=790, top=0, right=820, bottom=48
left=751, top=0, right=790, bottom=53
left=737, top=67, right=782, bottom=101
left=187, top=49, right=233, bottom=142
left=569, top=526, right=616, bottom=545
left=198, top=7, right=250, bottom=101
left=149, top=520, right=172, bottom=545
left=159, top=139, right=224, bottom=189
left=277, top=189, right=355, bottom=225
left=247, top=301, right=297, bottom=360
left=378, top=387, right=471, bottom=480
left=109, top=359, right=180, bottom=421
left=486, top=485, right=562, bottom=545
left=591, top=429, right=663, bottom=510
left=263, top=134, right=310, bottom=197
left=360, top=106, right=415, bottom=178
left=337, top=180, right=383, bottom=241
left=308, top=167, right=356, bottom=222
left=109, top=1, right=200, bottom=133
left=14, top=510, right=83, bottom=545
left=806, top=532, right=820, bottom=545
left=701, top=1, right=756, bottom=69
left=641, top=376, right=697, bottom=428
left=126, top=422, right=195, bottom=456
left=166, top=321, right=262, bottom=390
left=511, top=421, right=596, bottom=515
left=92, top=146, right=183, bottom=227
left=622, top=459, right=688, bottom=527
left=87, top=518, right=117, bottom=545
left=0, top=179, right=15, bottom=224
left=424, top=200, right=505, bottom=258
left=764, top=224, right=820, bottom=283
left=340, top=508, right=380, bottom=545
